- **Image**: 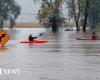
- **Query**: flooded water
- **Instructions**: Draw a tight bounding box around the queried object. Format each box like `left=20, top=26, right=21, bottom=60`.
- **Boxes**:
left=0, top=28, right=100, bottom=80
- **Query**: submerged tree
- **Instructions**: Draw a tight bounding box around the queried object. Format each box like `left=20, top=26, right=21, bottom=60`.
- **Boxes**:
left=82, top=0, right=100, bottom=31
left=67, top=0, right=100, bottom=31
left=88, top=0, right=100, bottom=29
left=0, top=0, right=21, bottom=29
left=67, top=0, right=82, bottom=31
left=34, top=0, right=100, bottom=32
left=36, top=0, right=65, bottom=32
left=82, top=0, right=90, bottom=32
left=67, top=0, right=90, bottom=31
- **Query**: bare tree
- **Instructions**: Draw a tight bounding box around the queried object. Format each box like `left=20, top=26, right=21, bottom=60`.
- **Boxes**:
left=82, top=0, right=90, bottom=31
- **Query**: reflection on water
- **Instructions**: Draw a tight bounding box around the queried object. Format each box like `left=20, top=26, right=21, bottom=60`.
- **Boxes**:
left=0, top=47, right=9, bottom=53
left=0, top=28, right=100, bottom=80
left=48, top=32, right=62, bottom=53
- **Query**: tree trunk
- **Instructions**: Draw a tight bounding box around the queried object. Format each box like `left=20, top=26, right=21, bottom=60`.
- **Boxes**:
left=71, top=0, right=80, bottom=31
left=0, top=20, right=4, bottom=28
left=50, top=16, right=59, bottom=32
left=76, top=21, right=80, bottom=31
left=83, top=0, right=90, bottom=32
left=52, top=23, right=58, bottom=32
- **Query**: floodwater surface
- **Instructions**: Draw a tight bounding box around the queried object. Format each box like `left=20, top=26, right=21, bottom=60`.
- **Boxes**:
left=0, top=28, right=100, bottom=80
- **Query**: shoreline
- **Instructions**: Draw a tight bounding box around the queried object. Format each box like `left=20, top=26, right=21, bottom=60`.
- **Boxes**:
left=3, top=22, right=46, bottom=28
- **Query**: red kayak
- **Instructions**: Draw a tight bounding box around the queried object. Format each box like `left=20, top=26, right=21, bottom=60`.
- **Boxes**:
left=76, top=38, right=100, bottom=40
left=20, top=40, right=48, bottom=43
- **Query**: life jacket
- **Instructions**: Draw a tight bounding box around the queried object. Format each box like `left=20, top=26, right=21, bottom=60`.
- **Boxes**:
left=92, top=34, right=96, bottom=40
left=29, top=35, right=33, bottom=41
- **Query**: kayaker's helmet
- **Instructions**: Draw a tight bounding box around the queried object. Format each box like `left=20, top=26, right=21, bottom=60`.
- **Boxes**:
left=29, top=34, right=32, bottom=36
left=93, top=32, right=95, bottom=34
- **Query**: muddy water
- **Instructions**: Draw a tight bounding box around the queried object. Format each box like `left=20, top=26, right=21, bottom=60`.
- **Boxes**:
left=0, top=28, right=100, bottom=80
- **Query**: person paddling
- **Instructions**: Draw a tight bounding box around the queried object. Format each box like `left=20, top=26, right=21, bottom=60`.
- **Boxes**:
left=28, top=33, right=43, bottom=41
left=91, top=32, right=97, bottom=40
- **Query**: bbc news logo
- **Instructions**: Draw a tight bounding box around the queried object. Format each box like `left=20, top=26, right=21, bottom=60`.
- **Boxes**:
left=0, top=68, right=21, bottom=75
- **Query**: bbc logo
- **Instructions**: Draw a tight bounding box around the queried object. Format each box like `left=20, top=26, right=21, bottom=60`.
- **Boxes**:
left=0, top=68, right=21, bottom=75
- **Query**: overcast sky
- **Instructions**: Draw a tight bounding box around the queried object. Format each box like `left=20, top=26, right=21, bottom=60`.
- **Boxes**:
left=15, top=0, right=41, bottom=22
left=15, top=0, right=68, bottom=23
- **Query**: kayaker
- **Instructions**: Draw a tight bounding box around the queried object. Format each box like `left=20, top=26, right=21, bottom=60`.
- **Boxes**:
left=28, top=34, right=37, bottom=41
left=91, top=32, right=97, bottom=40
left=28, top=33, right=43, bottom=41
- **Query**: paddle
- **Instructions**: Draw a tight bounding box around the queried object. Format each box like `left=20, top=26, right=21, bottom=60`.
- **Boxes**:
left=39, top=33, right=43, bottom=36
left=32, top=33, right=43, bottom=39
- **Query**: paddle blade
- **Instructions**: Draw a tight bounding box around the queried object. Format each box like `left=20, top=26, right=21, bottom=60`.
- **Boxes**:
left=39, top=33, right=43, bottom=36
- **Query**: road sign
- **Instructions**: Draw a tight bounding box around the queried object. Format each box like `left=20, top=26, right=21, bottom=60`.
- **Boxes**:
left=0, top=31, right=10, bottom=46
